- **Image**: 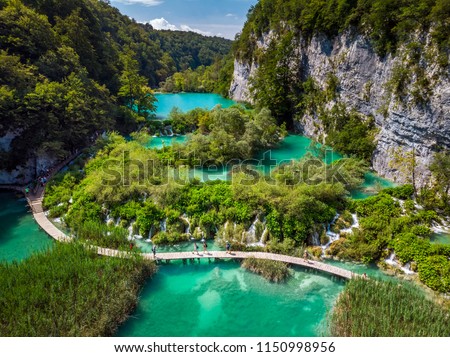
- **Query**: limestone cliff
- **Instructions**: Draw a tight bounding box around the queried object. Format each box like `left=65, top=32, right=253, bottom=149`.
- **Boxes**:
left=230, top=30, right=450, bottom=187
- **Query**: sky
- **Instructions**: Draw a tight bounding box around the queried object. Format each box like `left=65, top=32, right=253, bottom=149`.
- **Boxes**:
left=110, top=0, right=258, bottom=39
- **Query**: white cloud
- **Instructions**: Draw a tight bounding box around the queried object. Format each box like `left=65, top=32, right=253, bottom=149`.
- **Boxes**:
left=148, top=18, right=178, bottom=31
left=144, top=18, right=217, bottom=37
left=180, top=24, right=213, bottom=37
left=113, top=0, right=163, bottom=6
left=225, top=13, right=235, bottom=17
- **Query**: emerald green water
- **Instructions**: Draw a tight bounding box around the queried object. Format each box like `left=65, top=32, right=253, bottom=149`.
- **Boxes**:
left=351, top=172, right=396, bottom=199
left=147, top=135, right=188, bottom=149
left=136, top=239, right=223, bottom=254
left=0, top=192, right=53, bottom=262
left=154, top=93, right=236, bottom=119
left=431, top=232, right=450, bottom=245
left=191, top=135, right=343, bottom=182
left=117, top=260, right=344, bottom=337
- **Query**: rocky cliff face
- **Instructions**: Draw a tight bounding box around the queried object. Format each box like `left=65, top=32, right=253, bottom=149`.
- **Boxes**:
left=230, top=31, right=450, bottom=187
left=0, top=131, right=58, bottom=185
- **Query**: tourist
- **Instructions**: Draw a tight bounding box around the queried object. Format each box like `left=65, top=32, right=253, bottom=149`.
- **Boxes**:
left=152, top=245, right=157, bottom=258
left=25, top=187, right=29, bottom=195
left=202, top=240, right=208, bottom=254
left=303, top=250, right=312, bottom=264
left=226, top=241, right=231, bottom=254
left=362, top=273, right=368, bottom=280
left=193, top=241, right=198, bottom=255
left=129, top=243, right=134, bottom=251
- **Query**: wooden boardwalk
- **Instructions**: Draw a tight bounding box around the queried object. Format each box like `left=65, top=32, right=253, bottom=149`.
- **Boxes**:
left=96, top=248, right=354, bottom=280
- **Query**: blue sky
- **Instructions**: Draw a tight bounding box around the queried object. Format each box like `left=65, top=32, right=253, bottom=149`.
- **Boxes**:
left=110, top=0, right=258, bottom=39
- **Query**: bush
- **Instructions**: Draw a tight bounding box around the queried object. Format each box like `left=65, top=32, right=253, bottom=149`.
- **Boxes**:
left=418, top=255, right=450, bottom=293
left=382, top=185, right=415, bottom=200
left=241, top=257, right=291, bottom=283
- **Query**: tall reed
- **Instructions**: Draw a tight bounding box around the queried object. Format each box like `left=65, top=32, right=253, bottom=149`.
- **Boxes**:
left=329, top=278, right=450, bottom=336
left=0, top=243, right=156, bottom=336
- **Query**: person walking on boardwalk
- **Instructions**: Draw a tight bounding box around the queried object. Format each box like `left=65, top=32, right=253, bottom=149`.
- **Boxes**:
left=193, top=241, right=199, bottom=255
left=152, top=245, right=157, bottom=259
left=303, top=249, right=312, bottom=264
left=226, top=241, right=231, bottom=254
left=202, top=240, right=208, bottom=254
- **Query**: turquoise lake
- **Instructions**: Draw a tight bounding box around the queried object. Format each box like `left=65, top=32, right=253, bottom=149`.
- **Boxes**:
left=116, top=260, right=345, bottom=337
left=154, top=93, right=236, bottom=119
left=0, top=192, right=53, bottom=263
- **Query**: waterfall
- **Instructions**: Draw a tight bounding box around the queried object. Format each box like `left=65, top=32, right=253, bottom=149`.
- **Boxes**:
left=385, top=252, right=415, bottom=275
left=106, top=214, right=114, bottom=226
left=127, top=222, right=135, bottom=241
left=248, top=219, right=269, bottom=247
left=145, top=226, right=153, bottom=243
left=181, top=214, right=191, bottom=235
left=385, top=252, right=396, bottom=265
left=160, top=218, right=167, bottom=233
left=340, top=214, right=360, bottom=234
left=167, top=127, right=174, bottom=137
left=311, top=231, right=321, bottom=246
left=246, top=217, right=259, bottom=244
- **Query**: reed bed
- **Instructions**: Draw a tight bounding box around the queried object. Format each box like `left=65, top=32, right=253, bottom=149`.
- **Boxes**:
left=242, top=257, right=291, bottom=282
left=0, top=243, right=156, bottom=336
left=329, top=278, right=450, bottom=336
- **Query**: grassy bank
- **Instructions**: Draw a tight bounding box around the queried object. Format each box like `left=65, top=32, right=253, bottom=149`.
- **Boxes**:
left=0, top=243, right=156, bottom=336
left=242, top=257, right=291, bottom=282
left=329, top=278, right=450, bottom=337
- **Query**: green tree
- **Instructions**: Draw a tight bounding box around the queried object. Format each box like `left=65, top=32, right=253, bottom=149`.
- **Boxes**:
left=118, top=50, right=156, bottom=120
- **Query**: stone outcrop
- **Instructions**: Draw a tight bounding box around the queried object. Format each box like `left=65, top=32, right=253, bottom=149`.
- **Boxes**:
left=230, top=30, right=450, bottom=187
left=0, top=131, right=58, bottom=184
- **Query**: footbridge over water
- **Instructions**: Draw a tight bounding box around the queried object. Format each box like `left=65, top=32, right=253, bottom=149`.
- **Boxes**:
left=97, top=248, right=356, bottom=280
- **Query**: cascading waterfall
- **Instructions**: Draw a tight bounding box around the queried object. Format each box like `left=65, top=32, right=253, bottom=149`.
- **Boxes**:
left=160, top=218, right=167, bottom=233
left=127, top=221, right=135, bottom=241
left=181, top=214, right=191, bottom=235
left=311, top=231, right=321, bottom=246
left=246, top=217, right=259, bottom=244
left=145, top=226, right=153, bottom=243
left=385, top=252, right=415, bottom=275
left=322, top=214, right=340, bottom=250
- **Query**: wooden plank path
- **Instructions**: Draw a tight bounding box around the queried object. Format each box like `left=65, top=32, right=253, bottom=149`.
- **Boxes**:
left=96, top=248, right=355, bottom=280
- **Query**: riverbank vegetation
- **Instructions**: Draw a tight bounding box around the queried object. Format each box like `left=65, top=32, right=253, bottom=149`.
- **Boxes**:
left=242, top=257, right=291, bottom=282
left=327, top=185, right=450, bottom=292
left=159, top=55, right=234, bottom=97
left=0, top=243, right=156, bottom=336
left=329, top=278, right=450, bottom=336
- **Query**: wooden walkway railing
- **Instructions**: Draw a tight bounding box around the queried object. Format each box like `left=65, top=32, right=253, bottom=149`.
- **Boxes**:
left=96, top=249, right=354, bottom=280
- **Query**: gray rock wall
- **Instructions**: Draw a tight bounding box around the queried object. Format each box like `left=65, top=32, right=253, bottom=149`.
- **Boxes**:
left=230, top=31, right=450, bottom=187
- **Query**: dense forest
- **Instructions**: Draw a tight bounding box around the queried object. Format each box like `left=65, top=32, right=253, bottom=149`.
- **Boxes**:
left=235, top=0, right=450, bottom=60
left=0, top=0, right=231, bottom=171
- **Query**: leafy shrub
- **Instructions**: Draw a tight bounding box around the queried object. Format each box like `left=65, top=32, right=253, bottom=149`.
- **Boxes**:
left=418, top=255, right=450, bottom=293
left=241, top=257, right=291, bottom=282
